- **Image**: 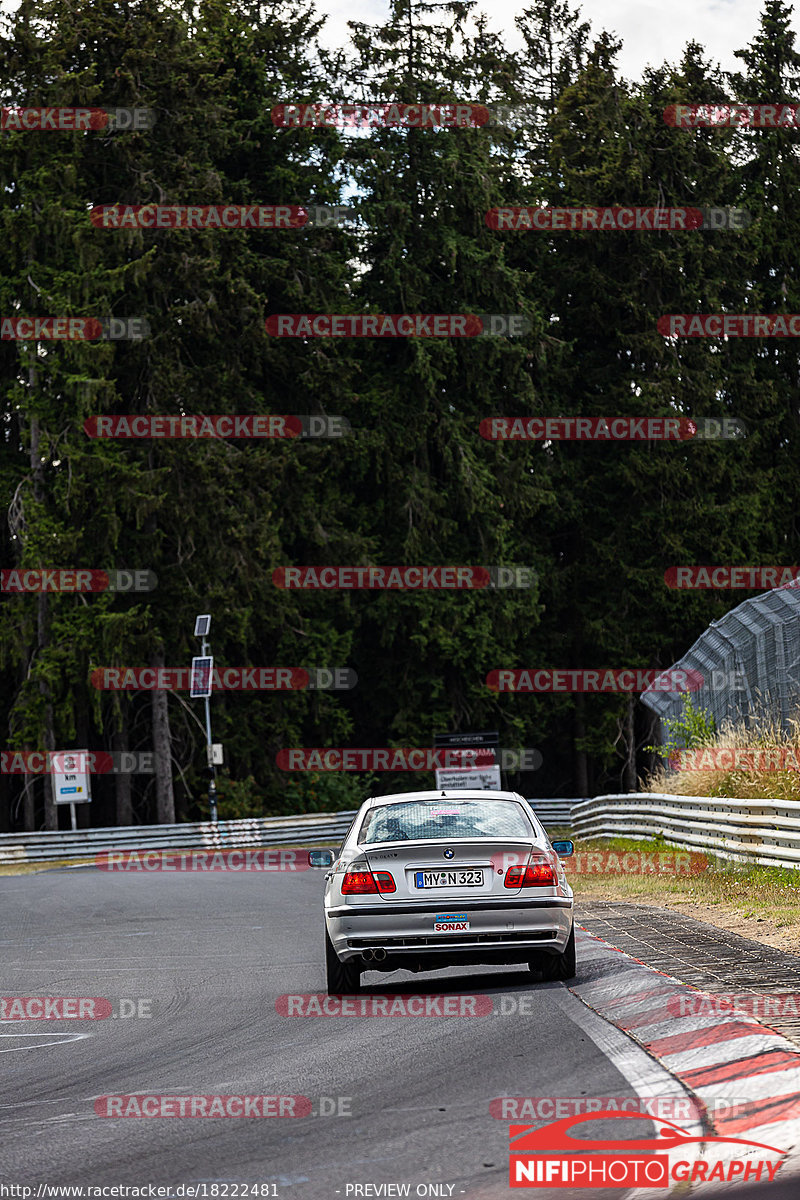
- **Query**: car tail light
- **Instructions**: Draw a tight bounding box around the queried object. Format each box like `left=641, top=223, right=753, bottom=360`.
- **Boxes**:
left=504, top=860, right=556, bottom=888
left=341, top=869, right=396, bottom=894
left=342, top=870, right=377, bottom=894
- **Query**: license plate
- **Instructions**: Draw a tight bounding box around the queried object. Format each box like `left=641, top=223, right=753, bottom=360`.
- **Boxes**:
left=414, top=870, right=483, bottom=888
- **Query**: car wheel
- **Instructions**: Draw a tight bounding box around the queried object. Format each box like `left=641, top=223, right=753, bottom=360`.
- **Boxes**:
left=530, top=924, right=576, bottom=982
left=325, top=930, right=362, bottom=994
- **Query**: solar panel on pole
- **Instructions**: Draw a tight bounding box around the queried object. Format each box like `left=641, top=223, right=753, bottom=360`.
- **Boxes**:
left=190, top=656, right=214, bottom=698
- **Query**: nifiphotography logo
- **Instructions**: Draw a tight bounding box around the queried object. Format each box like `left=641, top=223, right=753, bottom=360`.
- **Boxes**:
left=508, top=1111, right=784, bottom=1188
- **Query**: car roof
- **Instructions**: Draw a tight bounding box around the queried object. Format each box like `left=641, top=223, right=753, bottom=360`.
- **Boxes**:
left=363, top=789, right=527, bottom=808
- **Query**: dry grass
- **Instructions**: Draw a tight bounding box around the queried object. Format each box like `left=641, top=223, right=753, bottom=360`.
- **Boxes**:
left=646, top=712, right=800, bottom=801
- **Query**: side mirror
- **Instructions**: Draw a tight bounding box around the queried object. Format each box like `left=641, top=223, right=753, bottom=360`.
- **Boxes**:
left=551, top=840, right=574, bottom=858
left=308, top=849, right=334, bottom=868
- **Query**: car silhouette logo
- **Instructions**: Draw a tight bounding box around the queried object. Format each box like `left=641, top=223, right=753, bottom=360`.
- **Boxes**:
left=509, top=1111, right=784, bottom=1156
left=443, top=848, right=455, bottom=859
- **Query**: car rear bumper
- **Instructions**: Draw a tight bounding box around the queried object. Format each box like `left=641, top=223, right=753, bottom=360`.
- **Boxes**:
left=327, top=898, right=573, bottom=964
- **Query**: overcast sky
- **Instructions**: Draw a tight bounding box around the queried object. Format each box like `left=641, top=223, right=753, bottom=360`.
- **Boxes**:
left=316, top=0, right=793, bottom=81
left=0, top=0, right=794, bottom=83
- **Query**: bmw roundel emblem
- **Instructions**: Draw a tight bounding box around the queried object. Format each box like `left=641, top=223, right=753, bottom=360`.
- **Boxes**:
left=443, top=848, right=455, bottom=859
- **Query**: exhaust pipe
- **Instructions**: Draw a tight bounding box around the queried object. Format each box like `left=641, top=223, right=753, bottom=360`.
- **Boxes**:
left=361, top=949, right=374, bottom=962
left=372, top=947, right=387, bottom=962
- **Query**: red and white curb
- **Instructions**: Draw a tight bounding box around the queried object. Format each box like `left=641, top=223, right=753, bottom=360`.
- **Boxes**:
left=572, top=927, right=800, bottom=1194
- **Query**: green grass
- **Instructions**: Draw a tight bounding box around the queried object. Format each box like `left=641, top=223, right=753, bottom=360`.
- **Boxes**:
left=550, top=830, right=800, bottom=929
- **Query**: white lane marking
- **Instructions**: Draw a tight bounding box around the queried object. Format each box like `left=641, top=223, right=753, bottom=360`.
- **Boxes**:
left=0, top=1032, right=89, bottom=1052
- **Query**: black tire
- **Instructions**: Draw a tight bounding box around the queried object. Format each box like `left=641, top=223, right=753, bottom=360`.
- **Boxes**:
left=530, top=924, right=576, bottom=982
left=325, top=930, right=362, bottom=994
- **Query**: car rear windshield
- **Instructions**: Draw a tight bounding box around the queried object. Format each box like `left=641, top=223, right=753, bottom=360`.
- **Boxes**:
left=359, top=799, right=534, bottom=844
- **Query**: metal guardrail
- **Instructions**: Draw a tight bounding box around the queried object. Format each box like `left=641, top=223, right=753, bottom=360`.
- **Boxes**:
left=572, top=792, right=800, bottom=870
left=0, top=811, right=358, bottom=866
left=0, top=797, right=577, bottom=866
left=9, top=793, right=790, bottom=869
left=528, top=800, right=575, bottom=825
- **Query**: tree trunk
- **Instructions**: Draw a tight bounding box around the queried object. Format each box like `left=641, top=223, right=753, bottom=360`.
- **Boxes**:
left=30, top=409, right=58, bottom=830
left=0, top=771, right=10, bottom=832
left=151, top=646, right=175, bottom=824
left=113, top=705, right=133, bottom=826
left=574, top=693, right=589, bottom=796
left=623, top=695, right=636, bottom=792
left=37, top=592, right=57, bottom=831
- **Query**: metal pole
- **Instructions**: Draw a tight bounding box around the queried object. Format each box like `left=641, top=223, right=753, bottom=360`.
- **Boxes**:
left=204, top=693, right=218, bottom=824
left=69, top=802, right=77, bottom=831
left=201, top=636, right=218, bottom=824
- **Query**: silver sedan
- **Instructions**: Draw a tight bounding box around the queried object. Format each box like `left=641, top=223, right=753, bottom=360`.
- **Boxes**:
left=309, top=789, right=575, bottom=994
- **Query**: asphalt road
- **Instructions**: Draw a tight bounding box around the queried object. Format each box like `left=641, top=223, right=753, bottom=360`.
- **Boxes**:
left=0, top=866, right=693, bottom=1199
